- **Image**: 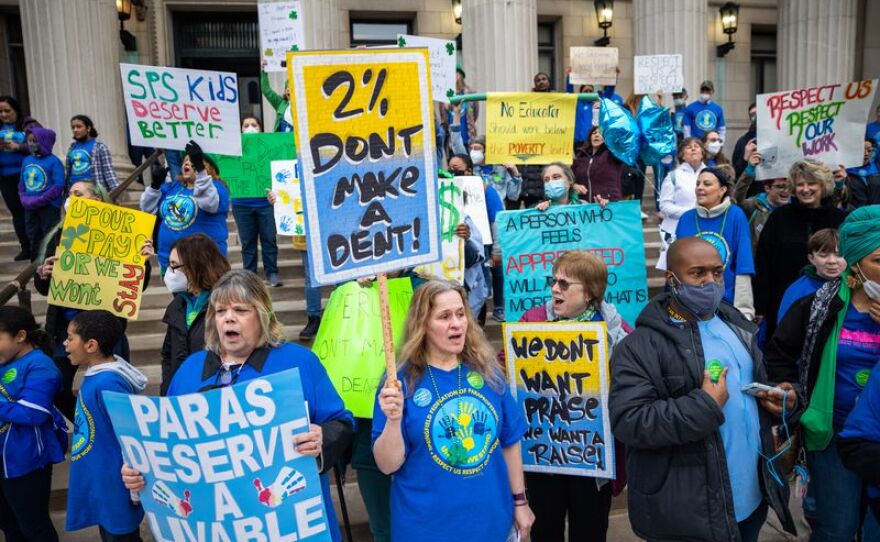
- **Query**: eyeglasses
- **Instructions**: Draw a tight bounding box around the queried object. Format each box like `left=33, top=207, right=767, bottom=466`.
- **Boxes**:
left=547, top=276, right=583, bottom=291
left=215, top=363, right=244, bottom=388
left=770, top=184, right=791, bottom=191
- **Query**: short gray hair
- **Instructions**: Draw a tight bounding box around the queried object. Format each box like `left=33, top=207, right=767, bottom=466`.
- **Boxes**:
left=204, top=270, right=285, bottom=355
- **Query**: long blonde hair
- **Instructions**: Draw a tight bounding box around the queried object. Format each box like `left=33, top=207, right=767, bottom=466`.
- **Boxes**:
left=397, top=280, right=503, bottom=394
left=204, top=270, right=285, bottom=355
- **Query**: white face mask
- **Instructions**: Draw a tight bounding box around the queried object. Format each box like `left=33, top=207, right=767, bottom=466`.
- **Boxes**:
left=706, top=141, right=723, bottom=156
left=699, top=93, right=711, bottom=103
left=163, top=266, right=189, bottom=294
left=858, top=264, right=880, bottom=301
left=242, top=126, right=260, bottom=134
left=469, top=149, right=484, bottom=166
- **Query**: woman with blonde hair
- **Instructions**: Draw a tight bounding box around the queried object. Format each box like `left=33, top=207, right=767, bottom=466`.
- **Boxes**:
left=122, top=269, right=354, bottom=542
left=373, top=280, right=534, bottom=541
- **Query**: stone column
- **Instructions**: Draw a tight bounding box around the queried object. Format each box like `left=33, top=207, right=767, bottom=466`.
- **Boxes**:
left=301, top=0, right=342, bottom=50
left=20, top=0, right=130, bottom=172
left=778, top=0, right=858, bottom=89
left=633, top=0, right=707, bottom=101
left=462, top=0, right=538, bottom=93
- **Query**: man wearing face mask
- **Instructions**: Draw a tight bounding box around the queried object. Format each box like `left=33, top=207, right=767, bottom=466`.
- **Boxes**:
left=609, top=237, right=797, bottom=542
left=671, top=88, right=688, bottom=144
left=683, top=80, right=726, bottom=142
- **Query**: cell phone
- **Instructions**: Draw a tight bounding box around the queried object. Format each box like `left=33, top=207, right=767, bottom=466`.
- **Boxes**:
left=741, top=382, right=783, bottom=396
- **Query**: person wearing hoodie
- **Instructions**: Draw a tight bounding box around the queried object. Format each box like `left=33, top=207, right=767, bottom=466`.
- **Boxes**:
left=516, top=250, right=631, bottom=542
left=0, top=306, right=65, bottom=542
left=140, top=140, right=230, bottom=270
left=19, top=126, right=64, bottom=261
left=572, top=126, right=640, bottom=203
left=0, top=95, right=41, bottom=260
left=64, top=310, right=146, bottom=541
left=683, top=80, right=727, bottom=141
left=65, top=114, right=119, bottom=193
left=609, top=237, right=797, bottom=542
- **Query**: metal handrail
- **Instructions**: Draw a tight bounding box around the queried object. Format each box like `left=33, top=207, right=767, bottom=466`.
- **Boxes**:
left=449, top=92, right=599, bottom=105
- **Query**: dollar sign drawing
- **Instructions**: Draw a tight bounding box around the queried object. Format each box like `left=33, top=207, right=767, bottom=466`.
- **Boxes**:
left=439, top=182, right=461, bottom=242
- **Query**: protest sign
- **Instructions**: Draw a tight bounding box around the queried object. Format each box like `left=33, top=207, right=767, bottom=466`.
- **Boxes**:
left=504, top=322, right=615, bottom=478
left=104, top=369, right=332, bottom=542
left=633, top=54, right=684, bottom=95
left=47, top=197, right=156, bottom=320
left=271, top=160, right=305, bottom=237
left=569, top=47, right=618, bottom=86
left=496, top=200, right=648, bottom=325
left=413, top=176, right=464, bottom=283
left=287, top=49, right=441, bottom=285
left=397, top=34, right=456, bottom=103
left=485, top=93, right=577, bottom=165
left=258, top=1, right=305, bottom=73
left=313, top=279, right=413, bottom=417
left=120, top=64, right=242, bottom=155
left=460, top=175, right=493, bottom=244
left=213, top=133, right=297, bottom=198
left=755, top=79, right=878, bottom=180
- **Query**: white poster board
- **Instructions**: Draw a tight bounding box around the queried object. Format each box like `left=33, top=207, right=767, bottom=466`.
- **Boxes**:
left=258, top=1, right=305, bottom=73
left=460, top=176, right=493, bottom=245
left=271, top=160, right=305, bottom=237
left=570, top=47, right=618, bottom=86
left=413, top=176, right=465, bottom=283
left=397, top=34, right=456, bottom=103
left=633, top=54, right=684, bottom=95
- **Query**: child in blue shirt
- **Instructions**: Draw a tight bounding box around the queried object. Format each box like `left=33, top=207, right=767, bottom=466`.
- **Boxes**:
left=0, top=306, right=65, bottom=542
left=19, top=127, right=64, bottom=262
left=777, top=229, right=846, bottom=324
left=64, top=310, right=147, bottom=541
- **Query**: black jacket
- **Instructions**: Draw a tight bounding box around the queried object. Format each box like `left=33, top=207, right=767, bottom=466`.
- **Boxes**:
left=609, top=294, right=796, bottom=541
left=845, top=172, right=880, bottom=210
left=517, top=164, right=545, bottom=203
left=754, top=199, right=846, bottom=339
left=160, top=294, right=207, bottom=395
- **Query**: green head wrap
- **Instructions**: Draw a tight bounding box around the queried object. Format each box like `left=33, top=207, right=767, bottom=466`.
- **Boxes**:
left=839, top=205, right=880, bottom=265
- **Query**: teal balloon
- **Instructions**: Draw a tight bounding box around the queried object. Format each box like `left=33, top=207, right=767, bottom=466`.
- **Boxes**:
left=599, top=98, right=640, bottom=166
left=637, top=96, right=676, bottom=164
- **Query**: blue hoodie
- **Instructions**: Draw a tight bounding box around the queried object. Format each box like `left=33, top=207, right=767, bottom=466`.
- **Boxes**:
left=18, top=127, right=65, bottom=210
left=0, top=348, right=66, bottom=478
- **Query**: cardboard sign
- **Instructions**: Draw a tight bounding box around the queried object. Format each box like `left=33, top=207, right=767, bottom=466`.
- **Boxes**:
left=633, top=54, right=684, bottom=95
left=485, top=93, right=578, bottom=165
left=313, top=279, right=413, bottom=418
left=287, top=49, right=441, bottom=285
left=104, top=369, right=333, bottom=542
left=396, top=34, right=456, bottom=103
left=569, top=47, right=618, bottom=86
left=413, top=176, right=465, bottom=283
left=212, top=133, right=298, bottom=198
left=504, top=322, right=615, bottom=478
left=120, top=64, right=242, bottom=156
left=460, top=175, right=493, bottom=245
left=755, top=80, right=879, bottom=180
left=271, top=160, right=305, bottom=237
left=258, top=1, right=305, bottom=73
left=496, top=201, right=648, bottom=325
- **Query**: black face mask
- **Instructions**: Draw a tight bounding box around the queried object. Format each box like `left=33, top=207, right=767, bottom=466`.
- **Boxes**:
left=450, top=169, right=467, bottom=177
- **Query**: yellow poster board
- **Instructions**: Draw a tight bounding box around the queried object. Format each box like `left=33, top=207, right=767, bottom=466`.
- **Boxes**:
left=485, top=92, right=577, bottom=165
left=62, top=197, right=156, bottom=266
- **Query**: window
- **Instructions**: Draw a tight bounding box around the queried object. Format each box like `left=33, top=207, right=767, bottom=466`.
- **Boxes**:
left=350, top=19, right=413, bottom=47
left=538, top=22, right=557, bottom=89
left=750, top=27, right=777, bottom=96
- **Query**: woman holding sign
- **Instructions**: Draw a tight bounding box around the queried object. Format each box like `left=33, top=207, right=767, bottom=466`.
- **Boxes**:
left=373, top=280, right=534, bottom=542
left=516, top=250, right=631, bottom=541
left=122, top=270, right=354, bottom=542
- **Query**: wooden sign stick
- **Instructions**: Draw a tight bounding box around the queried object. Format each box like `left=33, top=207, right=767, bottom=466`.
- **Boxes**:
left=377, top=273, right=398, bottom=386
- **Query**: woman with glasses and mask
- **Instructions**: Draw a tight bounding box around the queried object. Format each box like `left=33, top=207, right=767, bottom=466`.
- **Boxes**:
left=701, top=130, right=730, bottom=167
left=122, top=269, right=354, bottom=542
left=515, top=250, right=631, bottom=541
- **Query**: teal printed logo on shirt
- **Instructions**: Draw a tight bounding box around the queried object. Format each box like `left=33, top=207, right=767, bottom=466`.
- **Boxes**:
left=696, top=110, right=718, bottom=131
left=697, top=231, right=731, bottom=269
left=22, top=163, right=48, bottom=192
left=71, top=394, right=95, bottom=461
left=69, top=149, right=92, bottom=176
left=161, top=193, right=198, bottom=231
left=425, top=388, right=499, bottom=476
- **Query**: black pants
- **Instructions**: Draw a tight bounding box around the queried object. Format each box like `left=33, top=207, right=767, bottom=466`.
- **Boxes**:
left=527, top=472, right=612, bottom=542
left=100, top=526, right=143, bottom=542
left=25, top=205, right=60, bottom=262
left=0, top=465, right=58, bottom=542
left=0, top=173, right=30, bottom=255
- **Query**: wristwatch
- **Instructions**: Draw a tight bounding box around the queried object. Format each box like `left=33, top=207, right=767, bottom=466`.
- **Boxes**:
left=512, top=491, right=528, bottom=504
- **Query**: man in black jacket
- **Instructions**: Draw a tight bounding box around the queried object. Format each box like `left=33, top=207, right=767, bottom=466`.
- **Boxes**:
left=609, top=238, right=796, bottom=541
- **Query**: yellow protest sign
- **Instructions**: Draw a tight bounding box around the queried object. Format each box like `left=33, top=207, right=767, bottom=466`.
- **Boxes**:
left=486, top=92, right=577, bottom=165
left=503, top=322, right=615, bottom=478
left=62, top=197, right=156, bottom=266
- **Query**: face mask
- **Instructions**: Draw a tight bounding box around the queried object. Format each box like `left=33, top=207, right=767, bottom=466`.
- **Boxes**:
left=28, top=141, right=40, bottom=155
left=242, top=126, right=260, bottom=134
left=544, top=180, right=568, bottom=201
left=750, top=114, right=757, bottom=124
left=163, top=267, right=189, bottom=294
left=706, top=142, right=723, bottom=156
left=669, top=274, right=724, bottom=318
left=449, top=169, right=466, bottom=177
left=674, top=98, right=685, bottom=107
left=469, top=149, right=484, bottom=166
left=858, top=264, right=880, bottom=301
left=699, top=93, right=711, bottom=103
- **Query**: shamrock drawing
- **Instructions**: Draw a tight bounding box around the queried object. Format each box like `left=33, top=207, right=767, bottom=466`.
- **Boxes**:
left=60, top=224, right=90, bottom=250
left=397, top=36, right=407, bottom=47
left=446, top=43, right=455, bottom=55
left=289, top=44, right=299, bottom=52
left=288, top=10, right=298, bottom=20
left=446, top=89, right=455, bottom=99
left=264, top=48, right=274, bottom=57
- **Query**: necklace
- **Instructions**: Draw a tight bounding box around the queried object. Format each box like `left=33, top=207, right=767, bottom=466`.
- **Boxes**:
left=694, top=207, right=731, bottom=268
left=426, top=362, right=465, bottom=464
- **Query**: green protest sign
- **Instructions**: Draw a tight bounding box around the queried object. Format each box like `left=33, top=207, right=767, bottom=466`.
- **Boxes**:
left=212, top=133, right=297, bottom=198
left=312, top=278, right=413, bottom=418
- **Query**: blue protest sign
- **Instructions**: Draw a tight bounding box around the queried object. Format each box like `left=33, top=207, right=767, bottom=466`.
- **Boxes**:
left=103, top=369, right=332, bottom=542
left=496, top=200, right=648, bottom=325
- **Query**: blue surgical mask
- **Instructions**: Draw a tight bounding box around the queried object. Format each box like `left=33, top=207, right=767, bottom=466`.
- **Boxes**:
left=544, top=180, right=568, bottom=201
left=668, top=274, right=724, bottom=318
left=674, top=98, right=685, bottom=107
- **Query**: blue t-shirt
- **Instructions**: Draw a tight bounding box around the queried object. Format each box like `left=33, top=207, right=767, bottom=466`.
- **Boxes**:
left=833, top=304, right=880, bottom=427
left=866, top=121, right=880, bottom=147
left=66, top=371, right=144, bottom=533
left=675, top=205, right=754, bottom=303
left=67, top=139, right=97, bottom=184
left=156, top=179, right=230, bottom=269
left=672, top=106, right=687, bottom=136
left=20, top=153, right=66, bottom=208
left=372, top=364, right=527, bottom=542
left=839, top=362, right=880, bottom=501
left=485, top=185, right=504, bottom=224
left=231, top=197, right=271, bottom=209
left=698, top=316, right=763, bottom=521
left=0, top=123, right=26, bottom=176
left=777, top=274, right=825, bottom=325
left=684, top=101, right=726, bottom=138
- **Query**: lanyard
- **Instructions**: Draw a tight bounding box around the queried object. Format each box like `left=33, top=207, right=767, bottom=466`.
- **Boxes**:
left=694, top=207, right=729, bottom=237
left=426, top=362, right=465, bottom=463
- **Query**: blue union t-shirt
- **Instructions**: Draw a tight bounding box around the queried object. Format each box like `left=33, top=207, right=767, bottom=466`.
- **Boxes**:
left=67, top=139, right=96, bottom=183
left=698, top=316, right=763, bottom=522
left=684, top=101, right=726, bottom=138
left=66, top=371, right=145, bottom=534
left=372, top=364, right=527, bottom=542
left=156, top=179, right=230, bottom=269
left=834, top=304, right=880, bottom=427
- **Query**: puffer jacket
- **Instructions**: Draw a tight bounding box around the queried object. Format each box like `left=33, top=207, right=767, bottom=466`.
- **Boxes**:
left=609, top=293, right=796, bottom=541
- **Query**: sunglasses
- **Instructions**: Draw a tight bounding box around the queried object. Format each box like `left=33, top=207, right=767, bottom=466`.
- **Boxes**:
left=547, top=276, right=583, bottom=291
